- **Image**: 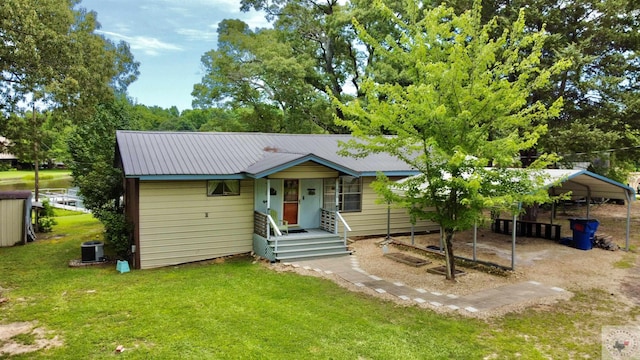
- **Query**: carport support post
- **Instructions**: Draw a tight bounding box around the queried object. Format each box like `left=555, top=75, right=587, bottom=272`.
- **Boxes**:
left=473, top=221, right=477, bottom=262
left=385, top=201, right=391, bottom=241
left=625, top=191, right=631, bottom=251
left=511, top=203, right=521, bottom=271
left=586, top=187, right=591, bottom=219
left=512, top=213, right=517, bottom=270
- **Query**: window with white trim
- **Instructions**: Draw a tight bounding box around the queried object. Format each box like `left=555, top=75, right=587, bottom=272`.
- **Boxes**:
left=207, top=180, right=240, bottom=196
left=323, top=176, right=362, bottom=212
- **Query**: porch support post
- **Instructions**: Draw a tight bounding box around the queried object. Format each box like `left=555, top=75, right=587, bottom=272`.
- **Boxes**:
left=334, top=177, right=339, bottom=235
left=266, top=179, right=271, bottom=240
left=266, top=178, right=271, bottom=210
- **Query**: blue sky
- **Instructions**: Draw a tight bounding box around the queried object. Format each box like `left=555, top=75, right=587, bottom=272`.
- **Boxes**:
left=80, top=0, right=269, bottom=112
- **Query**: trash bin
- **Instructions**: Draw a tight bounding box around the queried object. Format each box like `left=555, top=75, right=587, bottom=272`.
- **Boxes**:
left=81, top=241, right=104, bottom=262
left=569, top=218, right=599, bottom=250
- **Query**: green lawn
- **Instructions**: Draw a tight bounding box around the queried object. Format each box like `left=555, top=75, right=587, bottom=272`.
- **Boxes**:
left=0, top=210, right=637, bottom=359
left=0, top=170, right=72, bottom=192
left=0, top=169, right=71, bottom=182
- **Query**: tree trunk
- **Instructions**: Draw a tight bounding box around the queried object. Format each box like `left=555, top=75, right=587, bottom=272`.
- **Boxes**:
left=32, top=107, right=40, bottom=232
left=443, top=229, right=456, bottom=281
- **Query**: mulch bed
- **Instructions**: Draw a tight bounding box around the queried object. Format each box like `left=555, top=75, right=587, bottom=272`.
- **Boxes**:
left=384, top=252, right=431, bottom=267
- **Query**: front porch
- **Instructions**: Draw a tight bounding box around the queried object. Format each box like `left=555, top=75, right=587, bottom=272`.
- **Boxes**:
left=253, top=210, right=352, bottom=262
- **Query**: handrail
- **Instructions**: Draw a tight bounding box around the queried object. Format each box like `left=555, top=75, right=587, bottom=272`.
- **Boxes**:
left=335, top=211, right=351, bottom=231
left=335, top=211, right=351, bottom=246
left=266, top=213, right=282, bottom=253
left=266, top=214, right=282, bottom=237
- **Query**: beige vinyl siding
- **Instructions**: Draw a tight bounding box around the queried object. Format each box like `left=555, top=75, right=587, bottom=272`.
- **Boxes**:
left=269, top=161, right=338, bottom=179
left=0, top=199, right=24, bottom=247
left=138, top=180, right=254, bottom=269
left=340, top=177, right=438, bottom=237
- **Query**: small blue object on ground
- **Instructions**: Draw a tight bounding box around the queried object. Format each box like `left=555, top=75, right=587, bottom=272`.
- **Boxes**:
left=116, top=260, right=130, bottom=273
left=569, top=218, right=599, bottom=250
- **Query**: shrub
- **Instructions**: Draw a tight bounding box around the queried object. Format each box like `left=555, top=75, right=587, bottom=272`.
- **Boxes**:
left=37, top=199, right=57, bottom=232
left=96, top=210, right=132, bottom=260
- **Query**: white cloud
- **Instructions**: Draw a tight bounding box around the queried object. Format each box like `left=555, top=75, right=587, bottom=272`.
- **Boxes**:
left=97, top=30, right=183, bottom=56
left=176, top=28, right=217, bottom=42
left=243, top=12, right=271, bottom=30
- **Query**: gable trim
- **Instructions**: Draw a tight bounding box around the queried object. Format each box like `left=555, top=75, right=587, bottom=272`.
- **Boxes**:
left=247, top=154, right=360, bottom=179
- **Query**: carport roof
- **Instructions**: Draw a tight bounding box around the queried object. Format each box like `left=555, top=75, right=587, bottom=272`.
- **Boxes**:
left=544, top=169, right=635, bottom=201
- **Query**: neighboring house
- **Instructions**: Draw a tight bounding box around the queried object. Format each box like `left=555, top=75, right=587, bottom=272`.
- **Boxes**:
left=0, top=136, right=17, bottom=168
left=116, top=131, right=438, bottom=269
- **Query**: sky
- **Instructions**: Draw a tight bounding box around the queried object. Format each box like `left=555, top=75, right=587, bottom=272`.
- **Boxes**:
left=79, top=0, right=270, bottom=112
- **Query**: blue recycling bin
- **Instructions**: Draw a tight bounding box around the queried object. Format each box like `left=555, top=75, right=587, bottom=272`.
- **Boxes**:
left=569, top=218, right=599, bottom=250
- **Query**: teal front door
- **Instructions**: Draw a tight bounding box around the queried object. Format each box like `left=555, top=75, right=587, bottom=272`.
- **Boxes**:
left=299, top=179, right=322, bottom=228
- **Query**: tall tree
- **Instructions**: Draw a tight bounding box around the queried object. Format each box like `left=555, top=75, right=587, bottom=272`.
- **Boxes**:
left=337, top=1, right=568, bottom=280
left=452, top=0, right=640, bottom=176
left=0, top=0, right=139, bottom=197
left=67, top=94, right=133, bottom=257
left=193, top=19, right=330, bottom=133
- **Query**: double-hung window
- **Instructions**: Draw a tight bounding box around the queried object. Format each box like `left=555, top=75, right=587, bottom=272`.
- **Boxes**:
left=323, top=176, right=362, bottom=212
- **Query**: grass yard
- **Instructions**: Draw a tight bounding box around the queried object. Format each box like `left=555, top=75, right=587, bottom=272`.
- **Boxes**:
left=0, top=170, right=71, bottom=182
left=0, top=210, right=638, bottom=359
left=0, top=170, right=72, bottom=192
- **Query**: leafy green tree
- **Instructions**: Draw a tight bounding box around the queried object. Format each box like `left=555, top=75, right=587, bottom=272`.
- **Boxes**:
left=451, top=0, right=640, bottom=178
left=337, top=1, right=568, bottom=280
left=67, top=95, right=133, bottom=257
left=193, top=19, right=328, bottom=133
left=1, top=0, right=139, bottom=197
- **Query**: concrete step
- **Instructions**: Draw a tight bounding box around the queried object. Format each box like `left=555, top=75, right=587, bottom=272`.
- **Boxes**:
left=276, top=249, right=352, bottom=261
left=270, top=239, right=345, bottom=251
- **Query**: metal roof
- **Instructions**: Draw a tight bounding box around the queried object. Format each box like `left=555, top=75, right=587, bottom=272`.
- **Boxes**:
left=0, top=191, right=32, bottom=200
left=545, top=169, right=635, bottom=201
left=116, top=131, right=418, bottom=179
left=395, top=168, right=635, bottom=201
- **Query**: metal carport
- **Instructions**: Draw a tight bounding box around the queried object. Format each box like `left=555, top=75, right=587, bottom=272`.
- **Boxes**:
left=395, top=169, right=636, bottom=270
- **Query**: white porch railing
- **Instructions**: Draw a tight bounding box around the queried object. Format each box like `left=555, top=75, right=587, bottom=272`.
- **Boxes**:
left=321, top=208, right=351, bottom=246
left=335, top=211, right=351, bottom=247
left=266, top=213, right=282, bottom=252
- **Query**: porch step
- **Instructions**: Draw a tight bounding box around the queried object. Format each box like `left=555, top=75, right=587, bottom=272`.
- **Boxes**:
left=276, top=250, right=352, bottom=261
left=268, top=232, right=351, bottom=261
left=269, top=239, right=346, bottom=251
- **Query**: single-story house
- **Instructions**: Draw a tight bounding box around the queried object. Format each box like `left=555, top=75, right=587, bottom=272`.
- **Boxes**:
left=0, top=136, right=17, bottom=168
left=116, top=131, right=438, bottom=269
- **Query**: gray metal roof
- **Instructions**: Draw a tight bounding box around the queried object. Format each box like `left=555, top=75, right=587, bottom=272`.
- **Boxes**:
left=396, top=168, right=635, bottom=201
left=116, top=131, right=417, bottom=179
left=545, top=169, right=635, bottom=201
